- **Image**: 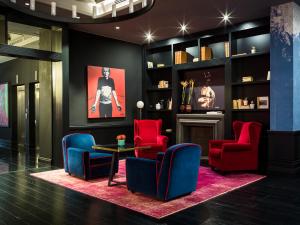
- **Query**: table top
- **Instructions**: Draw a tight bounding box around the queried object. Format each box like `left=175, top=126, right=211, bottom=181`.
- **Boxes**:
left=92, top=144, right=150, bottom=153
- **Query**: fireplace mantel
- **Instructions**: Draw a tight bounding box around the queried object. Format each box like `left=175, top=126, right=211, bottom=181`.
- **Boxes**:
left=176, top=114, right=225, bottom=151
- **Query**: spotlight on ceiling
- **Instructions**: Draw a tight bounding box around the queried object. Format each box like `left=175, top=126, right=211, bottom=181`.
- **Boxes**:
left=219, top=11, right=233, bottom=25
left=115, top=26, right=120, bottom=30
left=179, top=22, right=189, bottom=34
left=145, top=31, right=154, bottom=43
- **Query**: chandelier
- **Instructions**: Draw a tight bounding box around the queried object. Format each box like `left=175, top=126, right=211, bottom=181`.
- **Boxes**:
left=0, top=0, right=155, bottom=24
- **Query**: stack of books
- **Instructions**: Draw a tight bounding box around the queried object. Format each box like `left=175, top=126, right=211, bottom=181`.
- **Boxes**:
left=175, top=51, right=188, bottom=64
left=201, top=47, right=212, bottom=61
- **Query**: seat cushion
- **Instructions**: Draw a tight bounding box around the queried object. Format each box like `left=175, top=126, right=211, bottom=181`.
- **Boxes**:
left=139, top=143, right=164, bottom=148
left=89, top=152, right=112, bottom=166
left=209, top=147, right=222, bottom=159
left=138, top=143, right=165, bottom=152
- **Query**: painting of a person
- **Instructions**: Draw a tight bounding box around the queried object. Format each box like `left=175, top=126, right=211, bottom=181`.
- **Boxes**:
left=91, top=67, right=122, bottom=118
left=197, top=74, right=216, bottom=108
left=198, top=85, right=216, bottom=108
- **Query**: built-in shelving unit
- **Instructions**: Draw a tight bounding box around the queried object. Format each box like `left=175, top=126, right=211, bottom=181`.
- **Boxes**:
left=146, top=88, right=173, bottom=92
left=231, top=80, right=270, bottom=86
left=143, top=18, right=270, bottom=147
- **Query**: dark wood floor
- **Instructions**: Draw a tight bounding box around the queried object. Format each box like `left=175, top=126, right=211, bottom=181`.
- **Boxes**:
left=0, top=148, right=299, bottom=225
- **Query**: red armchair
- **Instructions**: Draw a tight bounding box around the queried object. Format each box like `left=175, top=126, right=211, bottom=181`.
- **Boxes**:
left=134, top=119, right=168, bottom=159
left=209, top=121, right=262, bottom=172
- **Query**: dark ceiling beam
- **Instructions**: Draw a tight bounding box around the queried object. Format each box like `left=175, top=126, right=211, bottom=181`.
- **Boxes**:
left=0, top=44, right=62, bottom=62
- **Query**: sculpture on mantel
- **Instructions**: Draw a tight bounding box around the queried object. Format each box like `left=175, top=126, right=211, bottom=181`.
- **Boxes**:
left=186, top=79, right=195, bottom=113
left=180, top=80, right=188, bottom=112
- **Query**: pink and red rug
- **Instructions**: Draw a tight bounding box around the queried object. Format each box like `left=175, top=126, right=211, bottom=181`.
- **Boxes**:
left=31, top=160, right=265, bottom=219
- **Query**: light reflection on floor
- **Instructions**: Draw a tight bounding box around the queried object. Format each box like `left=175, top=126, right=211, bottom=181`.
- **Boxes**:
left=0, top=147, right=48, bottom=174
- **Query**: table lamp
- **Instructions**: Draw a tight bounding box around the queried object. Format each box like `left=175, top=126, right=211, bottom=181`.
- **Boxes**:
left=136, top=101, right=144, bottom=120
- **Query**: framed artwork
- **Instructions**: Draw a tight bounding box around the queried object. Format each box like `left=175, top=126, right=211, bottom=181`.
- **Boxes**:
left=186, top=68, right=225, bottom=111
left=87, top=66, right=126, bottom=118
left=0, top=83, right=9, bottom=127
left=257, top=96, right=269, bottom=109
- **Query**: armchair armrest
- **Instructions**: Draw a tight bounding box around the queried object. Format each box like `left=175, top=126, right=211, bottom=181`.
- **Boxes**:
left=209, top=140, right=236, bottom=148
left=156, top=152, right=165, bottom=162
left=157, top=135, right=168, bottom=145
left=126, top=157, right=157, bottom=196
left=222, top=143, right=252, bottom=152
left=67, top=147, right=90, bottom=179
left=134, top=136, right=143, bottom=146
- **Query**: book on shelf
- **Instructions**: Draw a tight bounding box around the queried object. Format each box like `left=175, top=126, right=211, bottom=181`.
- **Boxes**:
left=175, top=51, right=192, bottom=64
left=201, top=46, right=212, bottom=61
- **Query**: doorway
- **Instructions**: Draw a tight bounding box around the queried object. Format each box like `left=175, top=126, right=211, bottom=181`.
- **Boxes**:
left=17, top=85, right=26, bottom=148
left=28, top=82, right=40, bottom=152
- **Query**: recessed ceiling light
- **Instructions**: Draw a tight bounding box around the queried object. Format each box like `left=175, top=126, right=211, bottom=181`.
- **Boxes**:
left=145, top=31, right=154, bottom=43
left=219, top=10, right=233, bottom=25
left=179, top=22, right=189, bottom=34
left=25, top=2, right=30, bottom=6
left=115, top=26, right=120, bottom=30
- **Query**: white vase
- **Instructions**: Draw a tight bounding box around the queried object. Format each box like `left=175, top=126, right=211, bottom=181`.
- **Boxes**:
left=155, top=103, right=161, bottom=110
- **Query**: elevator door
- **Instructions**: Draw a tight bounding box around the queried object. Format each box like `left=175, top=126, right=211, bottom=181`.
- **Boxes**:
left=17, top=85, right=26, bottom=147
left=35, top=83, right=40, bottom=150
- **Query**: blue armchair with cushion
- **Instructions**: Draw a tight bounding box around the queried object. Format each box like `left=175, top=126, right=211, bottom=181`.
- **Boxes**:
left=62, top=133, right=117, bottom=180
left=126, top=143, right=201, bottom=201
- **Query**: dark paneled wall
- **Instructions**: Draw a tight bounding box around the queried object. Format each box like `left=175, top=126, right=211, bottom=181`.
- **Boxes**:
left=0, top=58, right=37, bottom=143
left=69, top=30, right=143, bottom=144
left=0, top=58, right=52, bottom=161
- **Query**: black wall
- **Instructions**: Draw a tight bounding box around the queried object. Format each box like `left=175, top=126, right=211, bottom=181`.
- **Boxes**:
left=0, top=58, right=38, bottom=144
left=68, top=30, right=143, bottom=144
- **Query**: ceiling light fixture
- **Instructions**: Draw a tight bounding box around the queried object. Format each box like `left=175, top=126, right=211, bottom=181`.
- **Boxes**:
left=129, top=0, right=134, bottom=13
left=72, top=5, right=78, bottom=19
left=112, top=3, right=116, bottom=17
left=179, top=22, right=189, bottom=34
left=142, top=0, right=147, bottom=7
left=145, top=31, right=154, bottom=43
left=29, top=0, right=35, bottom=10
left=219, top=11, right=233, bottom=25
left=2, top=0, right=156, bottom=24
left=92, top=4, right=97, bottom=18
left=51, top=1, right=56, bottom=16
left=115, top=26, right=120, bottom=30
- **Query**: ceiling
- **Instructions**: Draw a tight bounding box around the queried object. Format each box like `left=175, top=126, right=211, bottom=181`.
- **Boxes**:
left=68, top=0, right=292, bottom=44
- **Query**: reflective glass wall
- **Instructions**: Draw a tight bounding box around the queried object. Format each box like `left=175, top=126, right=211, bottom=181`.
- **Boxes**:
left=0, top=14, right=62, bottom=53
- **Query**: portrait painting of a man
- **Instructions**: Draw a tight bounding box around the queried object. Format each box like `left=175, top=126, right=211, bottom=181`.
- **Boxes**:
left=87, top=66, right=126, bottom=118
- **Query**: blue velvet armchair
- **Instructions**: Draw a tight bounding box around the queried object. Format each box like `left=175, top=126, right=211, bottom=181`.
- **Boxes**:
left=126, top=143, right=201, bottom=201
left=62, top=133, right=117, bottom=180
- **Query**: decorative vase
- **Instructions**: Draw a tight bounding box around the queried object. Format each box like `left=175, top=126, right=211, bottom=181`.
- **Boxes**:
left=118, top=139, right=125, bottom=146
left=185, top=104, right=192, bottom=113
left=155, top=103, right=161, bottom=110
left=179, top=104, right=185, bottom=112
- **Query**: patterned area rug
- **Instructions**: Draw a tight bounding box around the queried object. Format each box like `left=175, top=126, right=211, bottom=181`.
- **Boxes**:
left=31, top=160, right=265, bottom=219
